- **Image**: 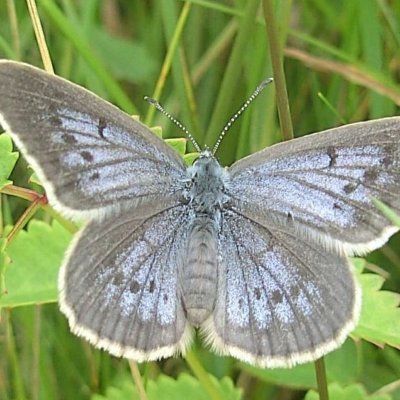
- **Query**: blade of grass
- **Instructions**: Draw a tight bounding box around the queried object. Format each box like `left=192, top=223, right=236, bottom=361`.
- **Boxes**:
left=26, top=0, right=54, bottom=73
left=284, top=47, right=400, bottom=106
left=205, top=0, right=260, bottom=147
left=262, top=0, right=293, bottom=141
left=128, top=360, right=148, bottom=400
left=159, top=0, right=200, bottom=139
left=38, top=0, right=136, bottom=114
left=315, top=358, right=329, bottom=400
left=6, top=0, right=21, bottom=60
left=31, top=305, right=41, bottom=400
left=6, top=310, right=27, bottom=400
left=144, top=1, right=191, bottom=126
left=185, top=350, right=223, bottom=400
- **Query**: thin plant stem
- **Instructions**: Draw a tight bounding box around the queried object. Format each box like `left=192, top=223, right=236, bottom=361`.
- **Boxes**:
left=7, top=0, right=21, bottom=59
left=262, top=0, right=293, bottom=141
left=145, top=1, right=192, bottom=127
left=373, top=379, right=400, bottom=396
left=128, top=360, right=148, bottom=400
left=185, top=350, right=223, bottom=400
left=26, top=0, right=54, bottom=73
left=5, top=196, right=45, bottom=245
left=6, top=310, right=27, bottom=400
left=205, top=0, right=260, bottom=147
left=32, top=305, right=41, bottom=400
left=1, top=185, right=78, bottom=234
left=315, top=358, right=329, bottom=400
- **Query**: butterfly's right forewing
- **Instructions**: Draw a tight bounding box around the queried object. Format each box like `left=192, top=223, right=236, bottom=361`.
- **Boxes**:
left=228, top=118, right=400, bottom=255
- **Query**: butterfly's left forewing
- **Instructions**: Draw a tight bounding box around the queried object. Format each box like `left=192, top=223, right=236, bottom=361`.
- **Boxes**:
left=203, top=211, right=360, bottom=368
left=59, top=205, right=193, bottom=361
left=228, top=118, right=400, bottom=255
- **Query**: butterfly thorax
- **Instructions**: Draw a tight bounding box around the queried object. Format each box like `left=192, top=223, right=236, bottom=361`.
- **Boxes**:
left=184, top=153, right=229, bottom=216
left=180, top=153, right=229, bottom=326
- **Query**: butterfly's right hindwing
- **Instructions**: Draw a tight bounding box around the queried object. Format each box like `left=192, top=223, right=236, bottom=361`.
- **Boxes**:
left=203, top=211, right=360, bottom=368
left=0, top=61, right=186, bottom=219
left=59, top=206, right=193, bottom=361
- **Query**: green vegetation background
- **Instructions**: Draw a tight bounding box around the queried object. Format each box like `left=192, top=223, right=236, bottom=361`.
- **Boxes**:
left=0, top=1, right=399, bottom=399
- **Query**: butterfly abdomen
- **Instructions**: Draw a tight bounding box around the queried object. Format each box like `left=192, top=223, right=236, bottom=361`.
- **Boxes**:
left=181, top=217, right=218, bottom=326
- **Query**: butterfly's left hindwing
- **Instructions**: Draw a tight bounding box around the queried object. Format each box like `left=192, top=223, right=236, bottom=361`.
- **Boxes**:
left=59, top=206, right=193, bottom=361
left=0, top=61, right=186, bottom=220
left=228, top=118, right=400, bottom=254
left=203, top=211, right=360, bottom=368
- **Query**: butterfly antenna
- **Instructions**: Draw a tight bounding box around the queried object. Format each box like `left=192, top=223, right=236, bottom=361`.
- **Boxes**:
left=145, top=96, right=202, bottom=153
left=212, top=77, right=274, bottom=155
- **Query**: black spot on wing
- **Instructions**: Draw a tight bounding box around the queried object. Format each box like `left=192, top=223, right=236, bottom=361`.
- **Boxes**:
left=333, top=202, right=342, bottom=210
left=343, top=182, right=358, bottom=194
left=382, top=145, right=395, bottom=168
left=327, top=146, right=338, bottom=167
left=62, top=133, right=78, bottom=145
left=271, top=290, right=283, bottom=304
left=363, top=168, right=379, bottom=184
left=113, top=273, right=124, bottom=286
left=90, top=171, right=100, bottom=180
left=98, top=117, right=107, bottom=138
left=149, top=279, right=155, bottom=293
left=80, top=150, right=93, bottom=161
left=130, top=281, right=140, bottom=293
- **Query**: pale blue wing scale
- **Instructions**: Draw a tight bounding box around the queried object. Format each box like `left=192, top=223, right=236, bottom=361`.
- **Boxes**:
left=203, top=211, right=360, bottom=368
left=227, top=118, right=400, bottom=254
left=59, top=205, right=193, bottom=361
left=0, top=61, right=186, bottom=219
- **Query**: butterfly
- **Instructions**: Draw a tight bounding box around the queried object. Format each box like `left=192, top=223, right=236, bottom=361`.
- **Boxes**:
left=0, top=60, right=399, bottom=368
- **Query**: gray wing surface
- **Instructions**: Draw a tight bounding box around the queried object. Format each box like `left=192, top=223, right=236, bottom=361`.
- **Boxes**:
left=59, top=205, right=192, bottom=361
left=227, top=118, right=400, bottom=254
left=203, top=210, right=360, bottom=368
left=0, top=61, right=186, bottom=219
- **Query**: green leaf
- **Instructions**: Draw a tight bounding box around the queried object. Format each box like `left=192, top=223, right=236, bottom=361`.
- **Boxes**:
left=240, top=361, right=316, bottom=389
left=150, top=125, right=163, bottom=138
left=0, top=133, right=19, bottom=190
left=183, top=152, right=200, bottom=165
left=239, top=339, right=359, bottom=389
left=29, top=170, right=43, bottom=187
left=350, top=257, right=366, bottom=273
left=165, top=138, right=187, bottom=156
left=0, top=220, right=73, bottom=307
left=305, top=382, right=391, bottom=400
left=147, top=373, right=241, bottom=400
left=87, top=27, right=157, bottom=83
left=92, top=373, right=241, bottom=400
left=91, top=374, right=140, bottom=400
left=353, top=272, right=400, bottom=348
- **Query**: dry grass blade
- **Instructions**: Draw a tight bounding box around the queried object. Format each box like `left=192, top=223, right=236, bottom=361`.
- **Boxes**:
left=285, top=47, right=400, bottom=106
